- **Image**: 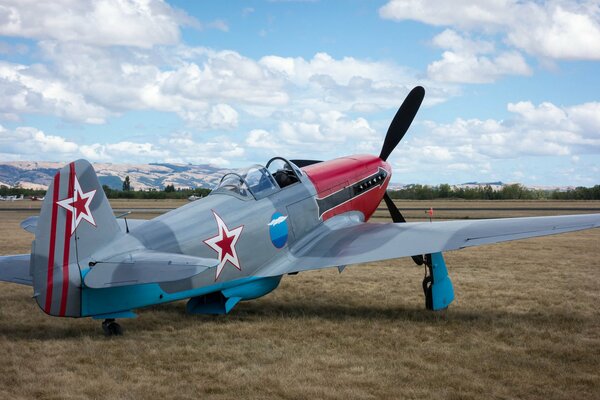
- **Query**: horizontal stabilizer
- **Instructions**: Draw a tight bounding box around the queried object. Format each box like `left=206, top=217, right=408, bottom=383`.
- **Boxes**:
left=20, top=216, right=38, bottom=234
left=23, top=215, right=148, bottom=234
left=84, top=251, right=217, bottom=288
left=116, top=218, right=148, bottom=232
left=0, top=254, right=32, bottom=286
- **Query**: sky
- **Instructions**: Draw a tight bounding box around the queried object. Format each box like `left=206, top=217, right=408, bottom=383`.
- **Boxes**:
left=0, top=0, right=599, bottom=186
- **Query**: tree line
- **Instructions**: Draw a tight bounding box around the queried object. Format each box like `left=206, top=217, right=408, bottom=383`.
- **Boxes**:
left=103, top=176, right=211, bottom=199
left=2, top=181, right=599, bottom=200
left=0, top=174, right=211, bottom=200
left=388, top=184, right=600, bottom=200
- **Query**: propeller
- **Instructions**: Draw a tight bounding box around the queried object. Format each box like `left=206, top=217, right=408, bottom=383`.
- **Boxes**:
left=379, top=86, right=426, bottom=265
left=379, top=86, right=425, bottom=161
left=292, top=86, right=427, bottom=265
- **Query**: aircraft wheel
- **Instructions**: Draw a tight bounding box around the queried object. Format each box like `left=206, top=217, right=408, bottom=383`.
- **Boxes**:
left=102, top=319, right=123, bottom=336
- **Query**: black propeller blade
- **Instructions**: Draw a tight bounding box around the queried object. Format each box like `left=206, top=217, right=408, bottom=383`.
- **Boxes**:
left=379, top=86, right=426, bottom=265
left=292, top=86, right=426, bottom=265
left=383, top=192, right=424, bottom=265
left=379, top=86, right=425, bottom=161
left=383, top=192, right=406, bottom=223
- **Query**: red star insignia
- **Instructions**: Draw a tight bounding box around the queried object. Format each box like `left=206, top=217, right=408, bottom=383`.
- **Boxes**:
left=56, top=175, right=97, bottom=235
left=203, top=211, right=244, bottom=280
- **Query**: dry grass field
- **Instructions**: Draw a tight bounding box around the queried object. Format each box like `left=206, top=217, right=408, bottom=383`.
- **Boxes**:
left=1, top=200, right=599, bottom=399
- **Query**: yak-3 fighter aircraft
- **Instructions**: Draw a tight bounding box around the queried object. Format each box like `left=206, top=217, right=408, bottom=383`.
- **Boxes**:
left=1, top=87, right=599, bottom=335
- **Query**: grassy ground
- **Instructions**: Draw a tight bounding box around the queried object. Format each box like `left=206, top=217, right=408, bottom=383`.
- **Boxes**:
left=0, top=201, right=599, bottom=399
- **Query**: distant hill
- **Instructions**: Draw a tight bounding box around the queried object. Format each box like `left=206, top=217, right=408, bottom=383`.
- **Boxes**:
left=0, top=161, right=581, bottom=192
left=0, top=161, right=233, bottom=190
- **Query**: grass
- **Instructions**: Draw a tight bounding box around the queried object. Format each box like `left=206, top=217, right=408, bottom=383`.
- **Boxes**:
left=0, top=201, right=599, bottom=399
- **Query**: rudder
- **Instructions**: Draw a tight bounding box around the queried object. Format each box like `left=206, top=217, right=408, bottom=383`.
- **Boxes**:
left=32, top=160, right=120, bottom=317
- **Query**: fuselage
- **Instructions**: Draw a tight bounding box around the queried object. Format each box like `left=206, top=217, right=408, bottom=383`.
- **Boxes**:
left=81, top=154, right=391, bottom=316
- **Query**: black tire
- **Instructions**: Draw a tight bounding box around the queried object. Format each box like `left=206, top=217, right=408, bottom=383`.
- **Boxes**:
left=108, top=322, right=123, bottom=336
left=102, top=319, right=123, bottom=336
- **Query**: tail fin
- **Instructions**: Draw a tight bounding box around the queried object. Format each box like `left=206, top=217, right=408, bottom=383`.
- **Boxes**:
left=32, top=160, right=120, bottom=317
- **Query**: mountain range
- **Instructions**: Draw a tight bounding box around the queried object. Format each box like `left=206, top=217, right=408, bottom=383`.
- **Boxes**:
left=0, top=161, right=233, bottom=190
left=0, top=161, right=577, bottom=192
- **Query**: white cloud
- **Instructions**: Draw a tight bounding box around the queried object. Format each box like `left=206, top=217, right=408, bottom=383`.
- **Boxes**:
left=431, top=29, right=495, bottom=54
left=0, top=2, right=460, bottom=166
left=278, top=111, right=377, bottom=146
left=0, top=39, right=454, bottom=136
left=379, top=0, right=509, bottom=31
left=160, top=133, right=245, bottom=166
left=81, top=141, right=169, bottom=161
left=0, top=0, right=189, bottom=48
left=380, top=0, right=600, bottom=60
left=0, top=125, right=79, bottom=158
left=0, top=125, right=249, bottom=166
left=242, top=110, right=382, bottom=160
left=245, top=129, right=282, bottom=150
left=427, top=49, right=531, bottom=83
left=0, top=60, right=111, bottom=123
left=400, top=100, right=600, bottom=167
left=0, top=44, right=290, bottom=127
left=506, top=4, right=600, bottom=60
left=261, top=52, right=402, bottom=86
left=427, top=29, right=531, bottom=82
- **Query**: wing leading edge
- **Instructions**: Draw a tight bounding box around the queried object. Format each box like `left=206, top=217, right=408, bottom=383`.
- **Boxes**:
left=258, top=213, right=600, bottom=277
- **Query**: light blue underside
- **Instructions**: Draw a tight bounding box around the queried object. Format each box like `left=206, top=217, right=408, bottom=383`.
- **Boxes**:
left=81, top=274, right=281, bottom=317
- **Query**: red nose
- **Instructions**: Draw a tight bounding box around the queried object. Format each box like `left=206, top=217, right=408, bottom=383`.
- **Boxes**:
left=302, top=154, right=392, bottom=221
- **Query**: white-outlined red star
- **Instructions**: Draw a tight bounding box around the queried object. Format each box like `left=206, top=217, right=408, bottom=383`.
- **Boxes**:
left=203, top=210, right=244, bottom=280
left=56, top=175, right=97, bottom=235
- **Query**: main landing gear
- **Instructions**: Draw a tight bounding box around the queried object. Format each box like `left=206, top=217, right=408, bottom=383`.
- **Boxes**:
left=102, top=319, right=123, bottom=336
left=420, top=252, right=455, bottom=311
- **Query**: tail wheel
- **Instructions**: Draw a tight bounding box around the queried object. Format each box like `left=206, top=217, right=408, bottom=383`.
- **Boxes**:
left=102, top=319, right=123, bottom=336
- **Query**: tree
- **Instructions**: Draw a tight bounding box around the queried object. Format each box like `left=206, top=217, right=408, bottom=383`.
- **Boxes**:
left=122, top=176, right=131, bottom=191
left=102, top=184, right=112, bottom=197
left=164, top=184, right=176, bottom=193
left=438, top=183, right=451, bottom=198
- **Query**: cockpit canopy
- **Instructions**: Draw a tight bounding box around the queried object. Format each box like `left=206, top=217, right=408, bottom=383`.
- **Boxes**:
left=212, top=158, right=302, bottom=200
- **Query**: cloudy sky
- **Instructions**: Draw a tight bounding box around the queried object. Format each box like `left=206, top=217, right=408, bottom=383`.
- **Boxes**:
left=0, top=0, right=599, bottom=185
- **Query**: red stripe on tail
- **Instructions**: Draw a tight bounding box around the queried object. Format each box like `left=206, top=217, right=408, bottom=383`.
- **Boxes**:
left=58, top=163, right=75, bottom=316
left=44, top=173, right=60, bottom=314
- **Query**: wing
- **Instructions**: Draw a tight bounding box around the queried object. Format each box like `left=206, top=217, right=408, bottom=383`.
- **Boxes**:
left=83, top=251, right=218, bottom=288
left=0, top=254, right=32, bottom=286
left=257, top=213, right=600, bottom=277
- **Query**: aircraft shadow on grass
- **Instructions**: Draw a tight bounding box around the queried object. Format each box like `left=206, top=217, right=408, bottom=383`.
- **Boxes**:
left=0, top=298, right=587, bottom=340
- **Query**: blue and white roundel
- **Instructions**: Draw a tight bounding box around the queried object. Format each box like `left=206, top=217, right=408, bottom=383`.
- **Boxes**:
left=269, top=212, right=289, bottom=248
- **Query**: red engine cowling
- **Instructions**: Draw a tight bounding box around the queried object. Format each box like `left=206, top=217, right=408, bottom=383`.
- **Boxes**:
left=302, top=155, right=391, bottom=221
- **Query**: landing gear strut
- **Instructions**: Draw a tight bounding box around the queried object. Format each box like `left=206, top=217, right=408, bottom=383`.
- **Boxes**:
left=420, top=252, right=455, bottom=311
left=102, top=319, right=123, bottom=336
left=422, top=254, right=434, bottom=310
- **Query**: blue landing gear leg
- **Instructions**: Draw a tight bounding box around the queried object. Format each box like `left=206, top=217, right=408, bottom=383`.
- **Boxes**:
left=422, top=252, right=455, bottom=311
